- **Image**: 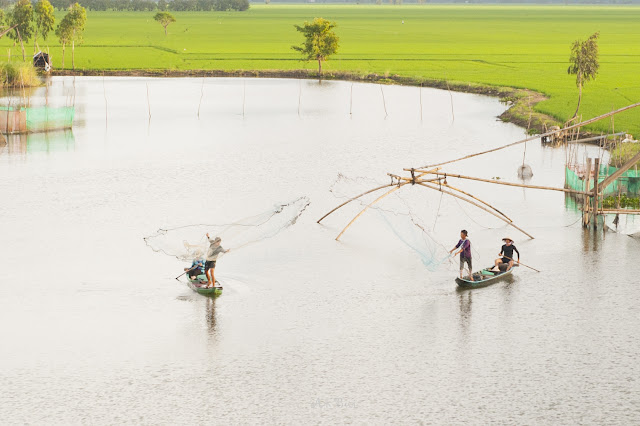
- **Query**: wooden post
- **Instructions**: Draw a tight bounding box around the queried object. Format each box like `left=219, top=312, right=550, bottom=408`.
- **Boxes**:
left=583, top=158, right=592, bottom=228
left=592, top=158, right=600, bottom=229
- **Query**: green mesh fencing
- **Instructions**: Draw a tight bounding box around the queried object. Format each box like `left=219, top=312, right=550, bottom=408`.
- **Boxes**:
left=25, top=106, right=74, bottom=132
left=566, top=164, right=640, bottom=196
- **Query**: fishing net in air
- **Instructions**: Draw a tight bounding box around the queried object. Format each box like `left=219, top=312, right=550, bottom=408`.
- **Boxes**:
left=144, top=197, right=310, bottom=261
left=329, top=174, right=453, bottom=271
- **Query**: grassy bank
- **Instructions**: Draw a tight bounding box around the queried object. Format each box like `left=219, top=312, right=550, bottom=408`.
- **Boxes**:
left=2, top=5, right=639, bottom=134
left=0, top=62, right=40, bottom=88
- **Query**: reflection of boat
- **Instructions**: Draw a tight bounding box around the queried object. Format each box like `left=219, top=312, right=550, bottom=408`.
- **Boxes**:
left=186, top=275, right=223, bottom=297
left=456, top=265, right=517, bottom=288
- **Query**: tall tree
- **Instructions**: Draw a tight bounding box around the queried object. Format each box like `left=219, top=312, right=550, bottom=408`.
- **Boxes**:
left=157, top=0, right=168, bottom=10
left=154, top=11, right=175, bottom=35
left=7, top=0, right=34, bottom=61
left=67, top=3, right=86, bottom=70
left=34, top=0, right=55, bottom=53
left=291, top=18, right=339, bottom=74
left=567, top=32, right=600, bottom=118
left=55, top=13, right=72, bottom=69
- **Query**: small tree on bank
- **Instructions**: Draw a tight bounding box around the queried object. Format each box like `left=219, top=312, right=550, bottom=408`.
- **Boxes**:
left=34, top=0, right=55, bottom=53
left=7, top=0, right=34, bottom=61
left=292, top=18, right=339, bottom=74
left=568, top=31, right=600, bottom=118
left=55, top=13, right=71, bottom=69
left=56, top=3, right=86, bottom=70
left=154, top=11, right=175, bottom=35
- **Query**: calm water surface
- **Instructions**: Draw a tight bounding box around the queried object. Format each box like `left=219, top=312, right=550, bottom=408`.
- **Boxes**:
left=0, top=77, right=638, bottom=424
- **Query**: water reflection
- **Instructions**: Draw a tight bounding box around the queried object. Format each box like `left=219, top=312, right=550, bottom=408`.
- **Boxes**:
left=205, top=296, right=218, bottom=337
left=0, top=130, right=75, bottom=156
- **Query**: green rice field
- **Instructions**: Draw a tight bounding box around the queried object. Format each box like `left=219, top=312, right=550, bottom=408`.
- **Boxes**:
left=3, top=5, right=640, bottom=135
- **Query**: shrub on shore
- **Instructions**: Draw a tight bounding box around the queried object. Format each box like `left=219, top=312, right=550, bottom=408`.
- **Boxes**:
left=0, top=62, right=41, bottom=88
left=610, top=143, right=640, bottom=168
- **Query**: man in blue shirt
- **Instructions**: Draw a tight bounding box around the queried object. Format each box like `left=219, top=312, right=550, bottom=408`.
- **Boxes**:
left=450, top=229, right=474, bottom=281
left=185, top=259, right=205, bottom=279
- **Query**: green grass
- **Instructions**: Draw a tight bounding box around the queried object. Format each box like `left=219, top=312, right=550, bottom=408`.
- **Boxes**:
left=3, top=5, right=640, bottom=135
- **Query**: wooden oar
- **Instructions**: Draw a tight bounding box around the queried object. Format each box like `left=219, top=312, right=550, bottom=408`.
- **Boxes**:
left=175, top=265, right=199, bottom=280
left=503, top=256, right=540, bottom=273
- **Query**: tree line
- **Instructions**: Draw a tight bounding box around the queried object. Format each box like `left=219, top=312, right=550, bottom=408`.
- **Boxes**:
left=1, top=0, right=86, bottom=69
left=28, top=0, right=249, bottom=12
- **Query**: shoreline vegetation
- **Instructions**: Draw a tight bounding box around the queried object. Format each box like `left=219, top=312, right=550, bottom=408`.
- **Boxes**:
left=0, top=62, right=41, bottom=88
left=51, top=68, right=559, bottom=134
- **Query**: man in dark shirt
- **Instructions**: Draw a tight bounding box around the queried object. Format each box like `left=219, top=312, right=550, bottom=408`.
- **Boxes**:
left=450, top=229, right=473, bottom=281
left=493, top=237, right=520, bottom=272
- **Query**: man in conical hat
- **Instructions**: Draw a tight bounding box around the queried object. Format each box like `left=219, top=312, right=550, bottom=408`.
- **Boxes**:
left=493, top=237, right=520, bottom=272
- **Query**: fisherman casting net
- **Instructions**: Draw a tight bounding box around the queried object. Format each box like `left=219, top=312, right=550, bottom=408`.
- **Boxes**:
left=144, top=197, right=310, bottom=261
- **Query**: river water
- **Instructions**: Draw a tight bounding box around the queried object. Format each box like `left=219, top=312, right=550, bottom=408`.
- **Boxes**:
left=1, top=77, right=638, bottom=424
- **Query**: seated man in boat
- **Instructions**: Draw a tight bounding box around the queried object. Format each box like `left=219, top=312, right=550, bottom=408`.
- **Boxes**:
left=205, top=233, right=229, bottom=288
left=185, top=259, right=205, bottom=279
left=492, top=237, right=520, bottom=272
left=450, top=229, right=474, bottom=281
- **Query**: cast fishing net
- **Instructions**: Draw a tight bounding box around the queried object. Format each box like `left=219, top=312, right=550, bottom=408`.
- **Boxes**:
left=144, top=197, right=310, bottom=261
left=329, top=174, right=454, bottom=271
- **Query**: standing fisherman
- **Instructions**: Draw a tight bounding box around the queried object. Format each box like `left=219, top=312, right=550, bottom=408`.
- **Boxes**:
left=205, top=233, right=229, bottom=288
left=450, top=229, right=474, bottom=281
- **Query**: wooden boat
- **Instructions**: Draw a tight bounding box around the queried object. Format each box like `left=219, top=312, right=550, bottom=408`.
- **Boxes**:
left=186, top=274, right=223, bottom=296
left=455, top=264, right=518, bottom=288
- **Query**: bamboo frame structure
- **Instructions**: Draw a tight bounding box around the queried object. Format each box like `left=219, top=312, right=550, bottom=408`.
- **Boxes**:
left=318, top=168, right=441, bottom=224
left=321, top=101, right=640, bottom=243
left=416, top=182, right=534, bottom=239
left=407, top=169, right=591, bottom=196
left=335, top=185, right=402, bottom=241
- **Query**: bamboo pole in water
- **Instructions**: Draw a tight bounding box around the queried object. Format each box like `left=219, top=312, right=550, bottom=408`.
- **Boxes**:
left=583, top=158, right=592, bottom=227
left=416, top=182, right=535, bottom=239
left=380, top=85, right=388, bottom=118
left=592, top=158, right=601, bottom=228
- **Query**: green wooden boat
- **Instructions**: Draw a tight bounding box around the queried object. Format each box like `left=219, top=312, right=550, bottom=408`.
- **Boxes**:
left=186, top=274, right=223, bottom=296
left=455, top=264, right=517, bottom=288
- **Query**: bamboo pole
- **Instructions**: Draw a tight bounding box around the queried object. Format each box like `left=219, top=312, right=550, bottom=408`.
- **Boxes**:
left=380, top=85, right=388, bottom=118
left=335, top=185, right=403, bottom=241
left=583, top=158, right=592, bottom=227
left=502, top=256, right=540, bottom=272
left=595, top=208, right=640, bottom=215
left=416, top=182, right=534, bottom=239
left=418, top=101, right=640, bottom=169
left=407, top=169, right=591, bottom=196
left=317, top=183, right=394, bottom=224
left=440, top=182, right=513, bottom=222
left=592, top=158, right=600, bottom=228
left=319, top=169, right=438, bottom=224
left=598, top=149, right=640, bottom=193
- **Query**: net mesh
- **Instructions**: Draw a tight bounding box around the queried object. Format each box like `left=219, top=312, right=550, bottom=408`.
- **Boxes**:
left=329, top=174, right=452, bottom=271
left=25, top=106, right=75, bottom=132
left=144, top=197, right=310, bottom=261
